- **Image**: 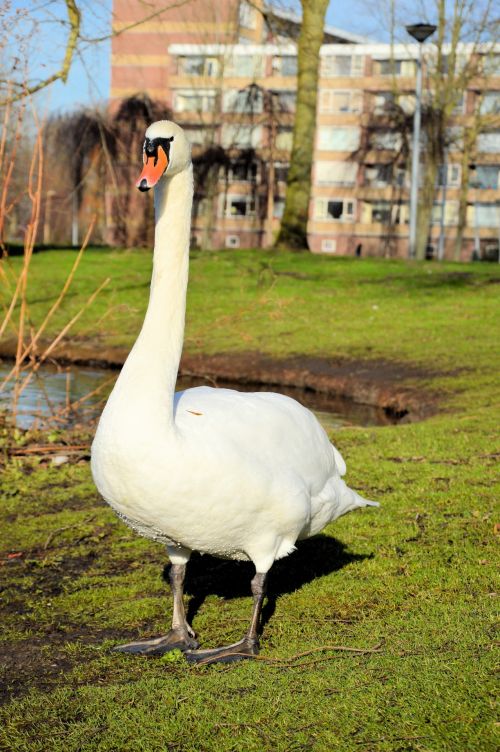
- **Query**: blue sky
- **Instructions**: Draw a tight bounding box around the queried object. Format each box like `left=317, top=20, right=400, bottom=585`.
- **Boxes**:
left=14, top=1, right=388, bottom=114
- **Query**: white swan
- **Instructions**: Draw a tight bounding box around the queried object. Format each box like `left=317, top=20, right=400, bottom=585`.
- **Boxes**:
left=91, top=120, right=378, bottom=664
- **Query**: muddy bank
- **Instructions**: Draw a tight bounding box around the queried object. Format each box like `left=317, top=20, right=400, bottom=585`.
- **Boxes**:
left=0, top=339, right=444, bottom=421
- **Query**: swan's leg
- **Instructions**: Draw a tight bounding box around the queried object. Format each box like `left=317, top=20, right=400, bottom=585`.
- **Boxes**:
left=114, top=562, right=199, bottom=655
left=184, top=571, right=267, bottom=665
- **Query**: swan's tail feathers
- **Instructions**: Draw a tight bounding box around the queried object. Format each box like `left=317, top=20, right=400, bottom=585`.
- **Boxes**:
left=357, top=496, right=380, bottom=508
left=350, top=488, right=380, bottom=510
left=336, top=481, right=380, bottom=518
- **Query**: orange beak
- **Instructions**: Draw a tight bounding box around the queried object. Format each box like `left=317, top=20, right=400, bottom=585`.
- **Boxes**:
left=136, top=145, right=169, bottom=192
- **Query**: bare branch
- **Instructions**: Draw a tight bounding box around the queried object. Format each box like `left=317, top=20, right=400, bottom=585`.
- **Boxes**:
left=0, top=0, right=81, bottom=106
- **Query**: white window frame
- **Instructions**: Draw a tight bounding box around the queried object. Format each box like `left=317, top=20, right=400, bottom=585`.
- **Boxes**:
left=225, top=235, right=241, bottom=248
left=174, top=89, right=217, bottom=113
left=321, top=55, right=364, bottom=78
left=473, top=164, right=500, bottom=189
left=438, top=163, right=461, bottom=187
left=319, top=89, right=362, bottom=114
left=317, top=126, right=361, bottom=152
left=227, top=160, right=259, bottom=182
left=477, top=131, right=500, bottom=153
left=239, top=1, right=257, bottom=29
left=480, top=91, right=500, bottom=115
left=178, top=55, right=220, bottom=78
left=321, top=238, right=337, bottom=253
left=221, top=124, right=262, bottom=149
left=315, top=161, right=357, bottom=186
left=371, top=131, right=403, bottom=151
left=224, top=54, right=264, bottom=78
left=223, top=88, right=263, bottom=113
left=431, top=201, right=459, bottom=226
left=222, top=193, right=257, bottom=219
left=314, top=198, right=356, bottom=222
left=363, top=201, right=405, bottom=225
left=272, top=55, right=297, bottom=77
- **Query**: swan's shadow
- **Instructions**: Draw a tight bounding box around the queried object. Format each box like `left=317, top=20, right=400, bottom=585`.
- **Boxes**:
left=163, top=535, right=371, bottom=631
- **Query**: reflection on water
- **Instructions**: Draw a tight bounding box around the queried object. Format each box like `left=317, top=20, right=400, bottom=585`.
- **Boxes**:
left=0, top=361, right=391, bottom=431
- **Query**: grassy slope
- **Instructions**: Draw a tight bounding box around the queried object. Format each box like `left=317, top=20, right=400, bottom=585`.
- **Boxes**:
left=1, top=250, right=499, bottom=751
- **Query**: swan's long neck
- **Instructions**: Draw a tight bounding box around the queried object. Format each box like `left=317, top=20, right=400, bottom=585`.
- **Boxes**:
left=112, top=165, right=193, bottom=427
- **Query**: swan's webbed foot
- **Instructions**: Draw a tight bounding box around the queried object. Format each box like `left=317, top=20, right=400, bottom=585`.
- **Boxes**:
left=114, top=627, right=199, bottom=656
left=184, top=636, right=259, bottom=665
left=185, top=571, right=267, bottom=666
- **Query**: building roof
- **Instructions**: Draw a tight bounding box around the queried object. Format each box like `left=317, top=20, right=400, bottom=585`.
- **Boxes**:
left=262, top=3, right=372, bottom=45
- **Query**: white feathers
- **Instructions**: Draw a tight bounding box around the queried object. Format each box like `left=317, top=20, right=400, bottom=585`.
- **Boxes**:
left=91, top=122, right=378, bottom=576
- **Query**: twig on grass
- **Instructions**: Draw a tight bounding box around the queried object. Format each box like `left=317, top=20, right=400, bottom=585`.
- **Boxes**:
left=194, top=641, right=383, bottom=667
left=354, top=735, right=430, bottom=745
left=43, top=514, right=96, bottom=550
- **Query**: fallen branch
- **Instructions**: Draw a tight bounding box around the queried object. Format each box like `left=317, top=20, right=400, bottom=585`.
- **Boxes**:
left=194, top=642, right=383, bottom=667
left=43, top=514, right=96, bottom=550
left=7, top=443, right=89, bottom=456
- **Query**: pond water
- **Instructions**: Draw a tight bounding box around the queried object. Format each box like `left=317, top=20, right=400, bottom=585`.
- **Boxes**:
left=0, top=361, right=393, bottom=431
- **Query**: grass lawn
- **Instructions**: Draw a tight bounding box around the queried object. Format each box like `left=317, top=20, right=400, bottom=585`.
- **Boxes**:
left=1, top=249, right=499, bottom=751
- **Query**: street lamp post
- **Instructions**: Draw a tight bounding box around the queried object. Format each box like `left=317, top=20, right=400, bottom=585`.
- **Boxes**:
left=406, top=22, right=437, bottom=259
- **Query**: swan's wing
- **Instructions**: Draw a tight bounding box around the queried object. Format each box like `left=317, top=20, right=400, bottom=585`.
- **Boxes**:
left=174, top=386, right=343, bottom=489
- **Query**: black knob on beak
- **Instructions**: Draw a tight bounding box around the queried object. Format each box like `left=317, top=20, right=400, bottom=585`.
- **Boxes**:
left=138, top=178, right=150, bottom=192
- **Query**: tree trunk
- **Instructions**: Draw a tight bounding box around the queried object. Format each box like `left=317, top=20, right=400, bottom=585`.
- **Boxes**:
left=416, top=158, right=438, bottom=260
left=275, top=0, right=329, bottom=250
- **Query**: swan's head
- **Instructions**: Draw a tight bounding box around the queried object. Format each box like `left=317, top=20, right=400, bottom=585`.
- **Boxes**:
left=136, top=120, right=191, bottom=192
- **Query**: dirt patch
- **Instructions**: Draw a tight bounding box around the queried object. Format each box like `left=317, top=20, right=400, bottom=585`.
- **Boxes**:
left=180, top=352, right=446, bottom=422
left=0, top=339, right=448, bottom=421
left=0, top=627, right=136, bottom=704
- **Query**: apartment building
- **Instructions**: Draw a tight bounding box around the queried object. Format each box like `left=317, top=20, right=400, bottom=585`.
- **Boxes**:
left=111, top=1, right=500, bottom=259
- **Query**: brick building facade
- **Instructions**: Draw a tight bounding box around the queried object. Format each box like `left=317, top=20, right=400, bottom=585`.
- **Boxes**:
left=111, top=1, right=500, bottom=259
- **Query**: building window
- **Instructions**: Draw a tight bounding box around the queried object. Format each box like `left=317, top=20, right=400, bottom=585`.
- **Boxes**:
left=445, top=126, right=464, bottom=151
left=371, top=91, right=395, bottom=113
left=431, top=201, right=459, bottom=225
left=364, top=163, right=405, bottom=187
left=321, top=55, right=364, bottom=77
left=315, top=161, right=357, bottom=186
left=275, top=163, right=289, bottom=182
left=273, top=198, right=285, bottom=218
left=225, top=235, right=240, bottom=248
left=314, top=198, right=355, bottom=221
left=437, top=164, right=461, bottom=187
left=372, top=201, right=393, bottom=224
left=373, top=59, right=416, bottom=76
left=272, top=56, right=297, bottom=77
left=177, top=56, right=220, bottom=77
left=224, top=55, right=264, bottom=78
left=480, top=92, right=500, bottom=115
left=239, top=1, right=257, bottom=29
left=468, top=203, right=499, bottom=227
left=477, top=131, right=500, bottom=153
left=371, top=131, right=403, bottom=150
left=227, top=161, right=258, bottom=182
left=276, top=127, right=293, bottom=150
left=318, top=126, right=361, bottom=151
left=184, top=128, right=210, bottom=147
left=224, top=194, right=257, bottom=218
left=362, top=201, right=404, bottom=225
left=482, top=54, right=500, bottom=76
left=321, top=238, right=337, bottom=253
left=221, top=124, right=262, bottom=148
left=276, top=90, right=296, bottom=112
left=223, top=88, right=263, bottom=113
left=471, top=165, right=500, bottom=189
left=319, top=90, right=362, bottom=113
left=174, top=90, right=216, bottom=113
